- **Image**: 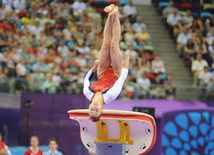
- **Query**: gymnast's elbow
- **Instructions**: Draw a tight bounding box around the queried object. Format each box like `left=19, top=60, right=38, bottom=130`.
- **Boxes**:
left=109, top=93, right=119, bottom=103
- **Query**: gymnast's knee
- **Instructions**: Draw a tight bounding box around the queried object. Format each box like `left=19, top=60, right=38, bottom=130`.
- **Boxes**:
left=103, top=38, right=111, bottom=47
left=110, top=40, right=119, bottom=49
left=111, top=38, right=120, bottom=45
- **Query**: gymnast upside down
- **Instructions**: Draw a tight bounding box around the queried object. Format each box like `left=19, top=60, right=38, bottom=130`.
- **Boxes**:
left=83, top=4, right=130, bottom=122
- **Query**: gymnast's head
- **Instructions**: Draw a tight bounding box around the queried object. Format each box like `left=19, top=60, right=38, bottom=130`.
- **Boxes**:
left=89, top=101, right=103, bottom=122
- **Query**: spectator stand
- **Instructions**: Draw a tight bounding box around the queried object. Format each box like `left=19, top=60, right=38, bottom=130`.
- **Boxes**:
left=1, top=0, right=210, bottom=100
left=0, top=0, right=169, bottom=100
left=153, top=0, right=214, bottom=100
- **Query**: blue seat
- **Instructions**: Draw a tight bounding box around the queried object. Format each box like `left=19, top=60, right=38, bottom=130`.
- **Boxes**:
left=134, top=45, right=140, bottom=50
left=159, top=2, right=169, bottom=10
left=97, top=0, right=108, bottom=4
left=119, top=1, right=128, bottom=6
left=56, top=41, right=60, bottom=46
left=160, top=74, right=167, bottom=80
left=200, top=12, right=211, bottom=19
left=174, top=3, right=181, bottom=9
left=192, top=4, right=203, bottom=13
left=191, top=12, right=199, bottom=17
left=67, top=41, right=74, bottom=48
left=193, top=3, right=203, bottom=8
left=1, top=47, right=5, bottom=52
left=64, top=23, right=67, bottom=28
left=119, top=41, right=128, bottom=50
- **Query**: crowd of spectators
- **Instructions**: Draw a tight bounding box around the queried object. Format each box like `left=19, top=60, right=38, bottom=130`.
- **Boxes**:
left=0, top=0, right=100, bottom=94
left=0, top=0, right=176, bottom=99
left=160, top=0, right=214, bottom=99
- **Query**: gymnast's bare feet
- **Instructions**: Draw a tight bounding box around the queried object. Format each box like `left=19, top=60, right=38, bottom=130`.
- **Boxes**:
left=104, top=4, right=115, bottom=13
left=109, top=6, right=119, bottom=16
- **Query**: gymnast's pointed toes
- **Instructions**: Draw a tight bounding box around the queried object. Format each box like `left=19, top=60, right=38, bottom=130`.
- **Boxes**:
left=104, top=4, right=115, bottom=13
left=109, top=6, right=119, bottom=15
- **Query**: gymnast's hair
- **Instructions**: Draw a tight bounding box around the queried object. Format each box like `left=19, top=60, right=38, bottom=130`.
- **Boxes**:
left=90, top=113, right=102, bottom=122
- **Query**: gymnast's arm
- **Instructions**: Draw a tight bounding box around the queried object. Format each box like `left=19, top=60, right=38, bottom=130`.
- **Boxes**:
left=123, top=59, right=129, bottom=70
left=83, top=60, right=99, bottom=100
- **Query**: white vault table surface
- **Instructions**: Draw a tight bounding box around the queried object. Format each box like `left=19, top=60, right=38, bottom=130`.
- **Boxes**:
left=68, top=109, right=157, bottom=155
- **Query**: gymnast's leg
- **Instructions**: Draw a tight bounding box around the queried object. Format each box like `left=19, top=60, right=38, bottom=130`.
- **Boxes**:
left=110, top=7, right=123, bottom=77
left=98, top=4, right=115, bottom=75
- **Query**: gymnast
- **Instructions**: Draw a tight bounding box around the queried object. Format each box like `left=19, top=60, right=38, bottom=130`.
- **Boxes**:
left=83, top=4, right=130, bottom=122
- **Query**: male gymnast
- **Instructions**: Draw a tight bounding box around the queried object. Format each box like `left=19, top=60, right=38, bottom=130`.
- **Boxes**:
left=83, top=4, right=130, bottom=122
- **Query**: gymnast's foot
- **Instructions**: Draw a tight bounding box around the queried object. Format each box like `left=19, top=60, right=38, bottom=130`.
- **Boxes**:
left=109, top=6, right=119, bottom=16
left=104, top=4, right=115, bottom=13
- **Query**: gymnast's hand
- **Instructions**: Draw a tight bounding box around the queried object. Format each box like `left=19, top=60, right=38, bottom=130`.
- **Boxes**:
left=94, top=59, right=100, bottom=68
left=91, top=59, right=100, bottom=72
left=123, top=52, right=130, bottom=61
